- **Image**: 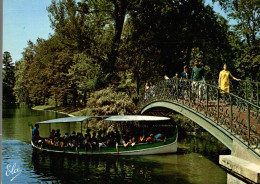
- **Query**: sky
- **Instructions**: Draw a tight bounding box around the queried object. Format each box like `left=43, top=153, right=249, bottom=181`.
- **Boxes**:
left=3, top=0, right=53, bottom=62
left=3, top=0, right=230, bottom=63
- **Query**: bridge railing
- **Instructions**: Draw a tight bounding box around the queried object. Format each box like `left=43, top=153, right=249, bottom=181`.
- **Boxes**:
left=138, top=78, right=260, bottom=157
left=206, top=79, right=259, bottom=106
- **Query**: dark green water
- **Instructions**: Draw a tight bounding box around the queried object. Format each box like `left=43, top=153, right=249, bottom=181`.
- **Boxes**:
left=2, top=107, right=229, bottom=184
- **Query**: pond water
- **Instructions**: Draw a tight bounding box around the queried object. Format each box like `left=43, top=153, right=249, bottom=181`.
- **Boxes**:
left=2, top=106, right=231, bottom=184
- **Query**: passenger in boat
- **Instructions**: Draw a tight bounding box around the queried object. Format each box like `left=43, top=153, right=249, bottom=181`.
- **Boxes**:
left=53, top=137, right=60, bottom=146
left=97, top=131, right=106, bottom=153
left=52, top=129, right=62, bottom=147
left=138, top=135, right=146, bottom=143
left=91, top=132, right=98, bottom=149
left=60, top=132, right=69, bottom=151
left=55, top=129, right=61, bottom=140
left=63, top=132, right=69, bottom=146
left=77, top=133, right=84, bottom=148
left=107, top=131, right=116, bottom=147
left=83, top=134, right=92, bottom=152
left=122, top=130, right=130, bottom=148
left=86, top=129, right=91, bottom=139
left=154, top=133, right=167, bottom=143
left=69, top=131, right=77, bottom=148
left=114, top=130, right=121, bottom=153
left=31, top=124, right=43, bottom=150
left=146, top=134, right=155, bottom=144
left=48, top=129, right=56, bottom=145
left=130, top=137, right=136, bottom=147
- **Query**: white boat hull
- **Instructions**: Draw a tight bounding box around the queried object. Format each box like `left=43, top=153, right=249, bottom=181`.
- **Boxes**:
left=31, top=137, right=178, bottom=156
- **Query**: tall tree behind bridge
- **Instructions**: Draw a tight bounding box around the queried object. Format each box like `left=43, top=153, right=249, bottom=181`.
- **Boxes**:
left=213, top=0, right=260, bottom=80
left=3, top=51, right=16, bottom=103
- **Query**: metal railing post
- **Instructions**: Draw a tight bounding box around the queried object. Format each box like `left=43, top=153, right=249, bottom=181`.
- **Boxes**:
left=217, top=88, right=220, bottom=124
left=206, top=85, right=208, bottom=116
left=247, top=103, right=251, bottom=147
left=189, top=80, right=192, bottom=103
left=176, top=79, right=179, bottom=101
left=230, top=95, right=233, bottom=133
left=245, top=82, right=248, bottom=101
left=257, top=83, right=259, bottom=107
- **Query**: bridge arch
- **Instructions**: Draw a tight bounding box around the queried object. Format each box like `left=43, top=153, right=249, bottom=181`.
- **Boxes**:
left=137, top=78, right=260, bottom=161
left=141, top=101, right=234, bottom=149
left=138, top=78, right=260, bottom=183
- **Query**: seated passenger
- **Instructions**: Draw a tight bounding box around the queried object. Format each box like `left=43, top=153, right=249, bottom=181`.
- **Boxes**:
left=97, top=131, right=106, bottom=153
left=31, top=124, right=43, bottom=150
left=138, top=135, right=145, bottom=143
left=47, top=129, right=56, bottom=145
left=63, top=133, right=69, bottom=146
left=55, top=129, right=61, bottom=140
left=107, top=132, right=115, bottom=147
left=53, top=137, right=60, bottom=146
left=83, top=134, right=92, bottom=152
left=154, top=133, right=166, bottom=143
left=122, top=131, right=130, bottom=148
left=68, top=131, right=77, bottom=147
left=146, top=134, right=155, bottom=144
left=91, top=132, right=98, bottom=149
left=60, top=132, right=69, bottom=151
left=130, top=137, right=136, bottom=147
left=86, top=129, right=91, bottom=139
left=77, top=133, right=84, bottom=147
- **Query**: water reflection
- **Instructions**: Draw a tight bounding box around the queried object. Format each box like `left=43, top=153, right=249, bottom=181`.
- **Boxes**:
left=31, top=151, right=159, bottom=184
left=28, top=149, right=231, bottom=184
left=2, top=137, right=230, bottom=184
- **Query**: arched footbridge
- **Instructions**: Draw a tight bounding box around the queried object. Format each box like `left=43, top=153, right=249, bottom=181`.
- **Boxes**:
left=138, top=78, right=260, bottom=163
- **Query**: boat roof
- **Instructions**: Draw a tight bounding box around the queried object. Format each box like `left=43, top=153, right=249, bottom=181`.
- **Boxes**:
left=104, top=115, right=171, bottom=122
left=36, top=116, right=92, bottom=124
left=36, top=115, right=170, bottom=124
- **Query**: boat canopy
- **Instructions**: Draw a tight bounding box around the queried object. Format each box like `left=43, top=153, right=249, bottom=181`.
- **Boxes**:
left=36, top=116, right=92, bottom=124
left=104, top=115, right=171, bottom=122
left=36, top=115, right=170, bottom=124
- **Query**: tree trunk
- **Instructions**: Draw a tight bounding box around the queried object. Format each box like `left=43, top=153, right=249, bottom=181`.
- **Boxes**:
left=72, top=89, right=77, bottom=107
left=63, top=93, right=68, bottom=107
left=107, top=0, right=129, bottom=74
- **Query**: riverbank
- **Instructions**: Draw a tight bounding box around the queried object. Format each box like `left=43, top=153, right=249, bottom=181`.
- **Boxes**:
left=32, top=105, right=86, bottom=117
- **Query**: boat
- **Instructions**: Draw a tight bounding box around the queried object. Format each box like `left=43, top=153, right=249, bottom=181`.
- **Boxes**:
left=30, top=115, right=178, bottom=155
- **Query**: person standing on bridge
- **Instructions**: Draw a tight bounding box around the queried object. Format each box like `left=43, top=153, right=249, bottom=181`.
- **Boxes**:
left=191, top=59, right=205, bottom=82
left=144, top=82, right=150, bottom=100
left=218, top=63, right=240, bottom=93
left=181, top=65, right=189, bottom=98
left=191, top=59, right=205, bottom=103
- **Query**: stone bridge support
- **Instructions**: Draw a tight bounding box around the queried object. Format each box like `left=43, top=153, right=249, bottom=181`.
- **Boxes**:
left=219, top=141, right=260, bottom=183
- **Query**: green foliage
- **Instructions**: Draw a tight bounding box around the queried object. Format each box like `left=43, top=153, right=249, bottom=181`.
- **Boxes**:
left=236, top=44, right=260, bottom=80
left=14, top=60, right=30, bottom=103
left=13, top=0, right=259, bottom=111
left=68, top=53, right=102, bottom=105
left=214, top=0, right=259, bottom=46
left=3, top=51, right=16, bottom=102
left=213, top=0, right=259, bottom=80
left=86, top=86, right=137, bottom=116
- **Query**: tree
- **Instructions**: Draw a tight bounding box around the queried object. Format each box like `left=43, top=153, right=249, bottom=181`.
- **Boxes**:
left=68, top=53, right=102, bottom=106
left=213, top=0, right=260, bottom=79
left=14, top=60, right=30, bottom=103
left=213, top=0, right=259, bottom=46
left=3, top=51, right=16, bottom=102
left=47, top=0, right=131, bottom=81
